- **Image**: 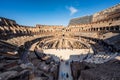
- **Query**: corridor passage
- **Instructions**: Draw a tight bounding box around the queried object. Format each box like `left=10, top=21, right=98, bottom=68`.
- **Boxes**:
left=58, top=61, right=73, bottom=80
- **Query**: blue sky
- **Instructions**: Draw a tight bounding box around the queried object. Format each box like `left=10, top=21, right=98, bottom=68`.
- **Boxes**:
left=0, top=0, right=119, bottom=26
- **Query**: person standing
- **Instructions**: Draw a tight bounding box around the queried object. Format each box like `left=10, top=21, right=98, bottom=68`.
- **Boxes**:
left=61, top=72, right=64, bottom=80
left=63, top=72, right=66, bottom=80
left=66, top=73, right=69, bottom=78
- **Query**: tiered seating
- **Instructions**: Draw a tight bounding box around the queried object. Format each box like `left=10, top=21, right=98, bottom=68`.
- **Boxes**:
left=6, top=35, right=41, bottom=46
left=73, top=41, right=88, bottom=49
left=85, top=52, right=118, bottom=64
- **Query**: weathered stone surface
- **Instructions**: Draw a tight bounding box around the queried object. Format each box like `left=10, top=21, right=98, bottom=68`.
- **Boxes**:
left=0, top=71, right=18, bottom=80
left=71, top=61, right=97, bottom=80
left=70, top=60, right=120, bottom=80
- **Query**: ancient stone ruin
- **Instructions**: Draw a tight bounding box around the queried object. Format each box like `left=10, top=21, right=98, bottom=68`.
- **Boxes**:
left=0, top=3, right=120, bottom=80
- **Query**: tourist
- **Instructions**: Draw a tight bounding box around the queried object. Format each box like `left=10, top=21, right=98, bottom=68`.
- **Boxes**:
left=65, top=61, right=69, bottom=65
left=63, top=72, right=66, bottom=80
left=61, top=72, right=64, bottom=79
left=66, top=73, right=69, bottom=78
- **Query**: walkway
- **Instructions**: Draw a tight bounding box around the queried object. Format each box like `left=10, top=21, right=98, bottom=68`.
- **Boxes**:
left=43, top=49, right=93, bottom=80
left=58, top=61, right=73, bottom=80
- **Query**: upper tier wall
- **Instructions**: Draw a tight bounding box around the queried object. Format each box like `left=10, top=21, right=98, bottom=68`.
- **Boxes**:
left=0, top=17, right=17, bottom=26
left=69, top=15, right=93, bottom=25
left=69, top=4, right=120, bottom=26
left=93, top=3, right=120, bottom=22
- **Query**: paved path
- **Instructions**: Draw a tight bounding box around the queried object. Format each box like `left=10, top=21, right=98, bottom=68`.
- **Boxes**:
left=58, top=61, right=73, bottom=80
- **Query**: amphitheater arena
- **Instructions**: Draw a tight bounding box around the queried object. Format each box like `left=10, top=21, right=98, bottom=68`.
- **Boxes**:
left=0, top=4, right=120, bottom=80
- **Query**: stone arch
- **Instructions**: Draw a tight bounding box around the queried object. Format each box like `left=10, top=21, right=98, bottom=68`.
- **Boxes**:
left=96, top=28, right=98, bottom=31
left=110, top=26, right=114, bottom=31
left=106, top=27, right=109, bottom=31
left=114, top=26, right=119, bottom=31
left=93, top=28, right=96, bottom=31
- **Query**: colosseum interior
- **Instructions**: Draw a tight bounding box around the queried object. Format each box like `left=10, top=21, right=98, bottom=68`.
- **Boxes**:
left=0, top=3, right=120, bottom=80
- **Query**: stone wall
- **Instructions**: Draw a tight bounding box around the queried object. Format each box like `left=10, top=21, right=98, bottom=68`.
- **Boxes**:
left=68, top=4, right=120, bottom=34
left=69, top=15, right=93, bottom=25
left=78, top=60, right=120, bottom=80
left=0, top=17, right=17, bottom=26
left=0, top=18, right=63, bottom=40
left=93, top=3, right=120, bottom=22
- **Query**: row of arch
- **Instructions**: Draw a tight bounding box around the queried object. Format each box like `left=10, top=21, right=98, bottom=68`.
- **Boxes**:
left=0, top=25, right=43, bottom=40
left=84, top=25, right=120, bottom=32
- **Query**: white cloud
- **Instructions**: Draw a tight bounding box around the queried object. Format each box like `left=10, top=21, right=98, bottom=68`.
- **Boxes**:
left=68, top=6, right=78, bottom=16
